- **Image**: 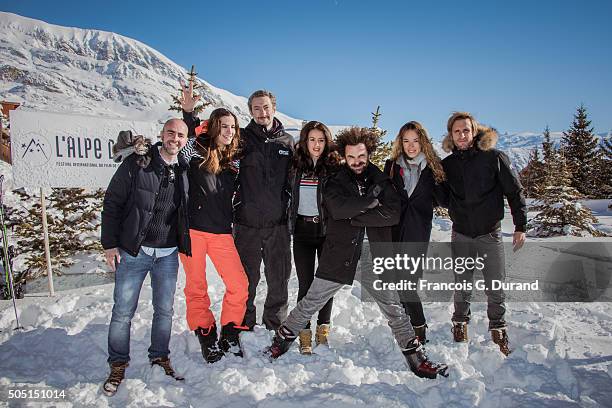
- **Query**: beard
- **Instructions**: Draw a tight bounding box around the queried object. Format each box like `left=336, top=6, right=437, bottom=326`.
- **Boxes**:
left=349, top=161, right=367, bottom=174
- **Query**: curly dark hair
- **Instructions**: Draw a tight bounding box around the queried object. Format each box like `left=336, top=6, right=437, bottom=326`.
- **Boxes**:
left=335, top=126, right=378, bottom=157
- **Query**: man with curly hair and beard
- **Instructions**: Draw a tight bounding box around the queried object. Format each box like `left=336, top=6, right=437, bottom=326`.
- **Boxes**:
left=264, top=127, right=449, bottom=380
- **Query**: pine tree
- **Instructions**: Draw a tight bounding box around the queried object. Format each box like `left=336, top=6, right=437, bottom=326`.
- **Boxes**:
left=519, top=148, right=545, bottom=199
left=8, top=188, right=104, bottom=279
left=542, top=125, right=555, bottom=164
left=561, top=104, right=600, bottom=197
left=595, top=131, right=612, bottom=201
left=528, top=152, right=605, bottom=237
left=169, top=65, right=211, bottom=114
left=368, top=106, right=392, bottom=170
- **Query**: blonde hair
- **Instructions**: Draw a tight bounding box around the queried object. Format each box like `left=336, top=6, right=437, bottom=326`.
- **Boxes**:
left=391, top=121, right=445, bottom=183
left=446, top=112, right=479, bottom=137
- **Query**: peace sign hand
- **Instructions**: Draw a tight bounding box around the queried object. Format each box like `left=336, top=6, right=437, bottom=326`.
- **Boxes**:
left=179, top=78, right=201, bottom=113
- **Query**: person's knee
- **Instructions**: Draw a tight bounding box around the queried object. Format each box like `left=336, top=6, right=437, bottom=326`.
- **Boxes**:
left=154, top=302, right=175, bottom=318
left=111, top=305, right=137, bottom=323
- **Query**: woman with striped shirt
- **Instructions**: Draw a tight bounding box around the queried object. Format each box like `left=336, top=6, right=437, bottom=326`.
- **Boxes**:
left=288, top=121, right=340, bottom=354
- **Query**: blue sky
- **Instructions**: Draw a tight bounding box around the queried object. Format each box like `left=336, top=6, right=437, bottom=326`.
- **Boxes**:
left=2, top=0, right=611, bottom=140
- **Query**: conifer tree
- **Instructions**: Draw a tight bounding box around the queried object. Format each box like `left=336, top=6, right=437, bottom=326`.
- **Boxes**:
left=368, top=106, right=392, bottom=170
left=528, top=152, right=605, bottom=237
left=542, top=125, right=555, bottom=164
left=561, top=105, right=600, bottom=197
left=8, top=188, right=104, bottom=279
left=519, top=148, right=545, bottom=199
left=169, top=65, right=211, bottom=114
left=595, top=131, right=612, bottom=202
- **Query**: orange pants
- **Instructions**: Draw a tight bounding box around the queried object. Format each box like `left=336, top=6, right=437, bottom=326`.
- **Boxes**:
left=180, top=230, right=248, bottom=331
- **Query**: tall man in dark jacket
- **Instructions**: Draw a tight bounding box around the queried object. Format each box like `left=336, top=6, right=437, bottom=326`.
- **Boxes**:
left=265, top=127, right=449, bottom=379
left=232, top=90, right=294, bottom=330
left=441, top=111, right=527, bottom=356
left=100, top=119, right=190, bottom=396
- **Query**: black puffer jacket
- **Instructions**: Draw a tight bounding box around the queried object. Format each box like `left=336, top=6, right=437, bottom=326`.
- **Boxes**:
left=234, top=119, right=294, bottom=228
left=315, top=163, right=401, bottom=285
left=441, top=126, right=527, bottom=238
left=187, top=135, right=238, bottom=234
left=101, top=144, right=191, bottom=256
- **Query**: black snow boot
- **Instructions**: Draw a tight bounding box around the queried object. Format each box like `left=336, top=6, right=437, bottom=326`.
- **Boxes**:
left=402, top=337, right=449, bottom=379
left=219, top=323, right=244, bottom=357
left=195, top=325, right=223, bottom=363
left=265, top=325, right=297, bottom=360
left=413, top=324, right=428, bottom=344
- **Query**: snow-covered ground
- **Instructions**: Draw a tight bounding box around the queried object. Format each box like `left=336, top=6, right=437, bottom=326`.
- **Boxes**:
left=1, top=205, right=612, bottom=407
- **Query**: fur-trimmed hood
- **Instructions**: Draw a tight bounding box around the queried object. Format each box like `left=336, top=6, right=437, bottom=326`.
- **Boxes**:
left=442, top=125, right=498, bottom=153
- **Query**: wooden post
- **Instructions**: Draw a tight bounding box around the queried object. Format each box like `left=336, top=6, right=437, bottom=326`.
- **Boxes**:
left=40, top=188, right=54, bottom=296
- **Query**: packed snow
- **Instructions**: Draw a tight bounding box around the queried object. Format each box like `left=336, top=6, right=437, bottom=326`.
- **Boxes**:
left=1, top=204, right=612, bottom=407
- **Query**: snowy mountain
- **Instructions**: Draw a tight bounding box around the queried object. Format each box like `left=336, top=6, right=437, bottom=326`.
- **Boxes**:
left=1, top=11, right=609, bottom=172
left=434, top=130, right=611, bottom=172
left=0, top=12, right=302, bottom=130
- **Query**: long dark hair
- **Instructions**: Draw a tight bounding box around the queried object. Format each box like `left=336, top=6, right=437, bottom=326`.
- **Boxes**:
left=196, top=108, right=240, bottom=174
left=294, top=120, right=339, bottom=175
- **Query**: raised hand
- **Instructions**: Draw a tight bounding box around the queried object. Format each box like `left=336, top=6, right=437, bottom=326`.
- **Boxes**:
left=179, top=78, right=201, bottom=113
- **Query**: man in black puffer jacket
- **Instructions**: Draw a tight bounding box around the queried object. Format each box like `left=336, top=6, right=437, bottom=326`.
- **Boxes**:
left=441, top=111, right=527, bottom=356
left=100, top=119, right=190, bottom=396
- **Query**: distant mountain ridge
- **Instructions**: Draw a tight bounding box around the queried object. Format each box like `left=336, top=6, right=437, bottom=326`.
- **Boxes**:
left=1, top=12, right=609, bottom=172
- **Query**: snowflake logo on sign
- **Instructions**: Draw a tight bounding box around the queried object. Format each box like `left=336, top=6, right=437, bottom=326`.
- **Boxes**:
left=18, top=133, right=52, bottom=166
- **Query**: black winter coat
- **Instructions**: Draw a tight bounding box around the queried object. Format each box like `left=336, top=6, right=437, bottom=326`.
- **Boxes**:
left=440, top=126, right=527, bottom=237
left=101, top=144, right=191, bottom=256
left=383, top=159, right=445, bottom=243
left=234, top=119, right=294, bottom=227
left=315, top=163, right=401, bottom=285
left=187, top=135, right=238, bottom=234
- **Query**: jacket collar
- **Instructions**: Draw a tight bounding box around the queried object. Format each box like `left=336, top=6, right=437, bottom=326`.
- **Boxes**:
left=151, top=142, right=189, bottom=171
left=245, top=117, right=285, bottom=141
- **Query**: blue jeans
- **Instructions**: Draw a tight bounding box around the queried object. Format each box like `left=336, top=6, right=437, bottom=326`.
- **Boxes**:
left=107, top=248, right=179, bottom=363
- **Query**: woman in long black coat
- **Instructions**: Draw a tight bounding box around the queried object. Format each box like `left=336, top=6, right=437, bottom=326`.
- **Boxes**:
left=384, top=121, right=446, bottom=343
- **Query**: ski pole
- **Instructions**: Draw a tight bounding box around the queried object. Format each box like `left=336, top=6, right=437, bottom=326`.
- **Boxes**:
left=3, top=246, right=23, bottom=331
left=0, top=175, right=23, bottom=330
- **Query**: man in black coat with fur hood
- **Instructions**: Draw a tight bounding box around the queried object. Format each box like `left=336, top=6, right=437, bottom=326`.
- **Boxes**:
left=264, top=127, right=449, bottom=380
left=441, top=111, right=527, bottom=356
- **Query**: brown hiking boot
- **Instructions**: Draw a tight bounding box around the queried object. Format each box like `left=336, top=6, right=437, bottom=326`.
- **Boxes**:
left=299, top=329, right=313, bottom=355
left=490, top=328, right=512, bottom=356
left=102, top=361, right=128, bottom=396
left=451, top=321, right=468, bottom=342
left=150, top=357, right=184, bottom=381
left=315, top=324, right=330, bottom=346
